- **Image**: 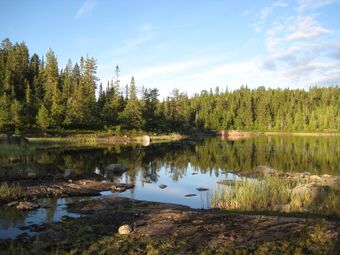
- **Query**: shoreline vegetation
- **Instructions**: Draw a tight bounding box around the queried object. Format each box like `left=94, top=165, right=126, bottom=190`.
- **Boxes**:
left=26, top=130, right=340, bottom=146
left=0, top=130, right=339, bottom=151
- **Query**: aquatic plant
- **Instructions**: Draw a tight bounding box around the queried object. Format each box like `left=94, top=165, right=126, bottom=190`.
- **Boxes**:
left=0, top=182, right=24, bottom=201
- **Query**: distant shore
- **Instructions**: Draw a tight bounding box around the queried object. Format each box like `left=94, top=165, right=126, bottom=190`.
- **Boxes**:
left=218, top=130, right=340, bottom=139
left=264, top=131, right=340, bottom=136
left=2, top=129, right=339, bottom=148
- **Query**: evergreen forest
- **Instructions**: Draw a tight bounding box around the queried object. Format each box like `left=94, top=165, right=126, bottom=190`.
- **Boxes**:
left=0, top=38, right=339, bottom=134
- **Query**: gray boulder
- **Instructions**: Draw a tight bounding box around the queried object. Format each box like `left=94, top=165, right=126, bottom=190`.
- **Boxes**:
left=256, top=165, right=277, bottom=175
left=105, top=164, right=128, bottom=173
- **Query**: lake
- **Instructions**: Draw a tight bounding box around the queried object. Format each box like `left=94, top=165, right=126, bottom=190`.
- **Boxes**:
left=0, top=135, right=339, bottom=238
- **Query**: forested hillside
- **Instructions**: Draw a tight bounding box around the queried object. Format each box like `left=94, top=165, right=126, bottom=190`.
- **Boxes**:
left=0, top=38, right=339, bottom=134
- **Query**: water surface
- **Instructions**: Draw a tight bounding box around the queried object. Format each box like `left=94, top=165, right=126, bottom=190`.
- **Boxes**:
left=0, top=135, right=339, bottom=238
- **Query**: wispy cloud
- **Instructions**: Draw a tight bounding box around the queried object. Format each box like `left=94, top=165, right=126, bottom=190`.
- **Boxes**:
left=253, top=1, right=288, bottom=32
left=298, top=0, right=340, bottom=12
left=241, top=10, right=250, bottom=16
left=75, top=0, right=96, bottom=19
left=285, top=16, right=330, bottom=41
left=260, top=7, right=340, bottom=87
left=115, top=24, right=154, bottom=55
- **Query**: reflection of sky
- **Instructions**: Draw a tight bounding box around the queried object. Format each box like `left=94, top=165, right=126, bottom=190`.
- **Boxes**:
left=117, top=164, right=240, bottom=209
left=0, top=164, right=241, bottom=239
left=0, top=197, right=82, bottom=239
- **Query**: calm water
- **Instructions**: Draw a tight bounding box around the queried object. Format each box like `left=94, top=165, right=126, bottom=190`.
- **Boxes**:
left=0, top=135, right=339, bottom=238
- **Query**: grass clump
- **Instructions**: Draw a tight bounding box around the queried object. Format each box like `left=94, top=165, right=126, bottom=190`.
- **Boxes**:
left=0, top=182, right=24, bottom=201
left=211, top=176, right=291, bottom=211
left=211, top=176, right=340, bottom=216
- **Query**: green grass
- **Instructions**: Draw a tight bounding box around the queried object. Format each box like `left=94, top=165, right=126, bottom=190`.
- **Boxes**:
left=0, top=182, right=24, bottom=201
left=211, top=176, right=340, bottom=216
left=28, top=136, right=100, bottom=148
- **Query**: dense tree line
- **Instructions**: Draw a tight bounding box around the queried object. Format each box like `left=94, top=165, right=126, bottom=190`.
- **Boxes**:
left=0, top=38, right=339, bottom=134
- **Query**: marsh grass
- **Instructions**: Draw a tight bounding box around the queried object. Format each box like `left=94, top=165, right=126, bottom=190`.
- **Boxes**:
left=0, top=182, right=24, bottom=201
left=211, top=176, right=340, bottom=216
left=29, top=136, right=98, bottom=147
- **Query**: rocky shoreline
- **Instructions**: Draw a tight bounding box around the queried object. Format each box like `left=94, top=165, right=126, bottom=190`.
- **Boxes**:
left=1, top=161, right=339, bottom=254
left=1, top=196, right=339, bottom=254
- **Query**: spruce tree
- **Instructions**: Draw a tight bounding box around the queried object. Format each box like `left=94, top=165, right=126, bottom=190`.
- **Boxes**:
left=36, top=104, right=50, bottom=131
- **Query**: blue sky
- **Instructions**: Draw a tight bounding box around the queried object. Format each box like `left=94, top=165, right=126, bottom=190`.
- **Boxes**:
left=1, top=0, right=340, bottom=97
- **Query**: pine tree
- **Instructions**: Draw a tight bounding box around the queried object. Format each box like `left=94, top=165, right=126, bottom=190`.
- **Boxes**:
left=119, top=77, right=144, bottom=129
left=0, top=93, right=10, bottom=132
left=44, top=49, right=59, bottom=108
left=36, top=104, right=50, bottom=131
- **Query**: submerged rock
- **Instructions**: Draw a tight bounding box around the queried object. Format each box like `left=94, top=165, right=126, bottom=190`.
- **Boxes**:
left=185, top=194, right=197, bottom=197
left=159, top=184, right=167, bottom=189
left=118, top=224, right=132, bottom=235
left=16, top=201, right=40, bottom=211
left=196, top=187, right=209, bottom=192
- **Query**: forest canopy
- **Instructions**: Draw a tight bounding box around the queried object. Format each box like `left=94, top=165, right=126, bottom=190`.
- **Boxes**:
left=0, top=38, right=339, bottom=134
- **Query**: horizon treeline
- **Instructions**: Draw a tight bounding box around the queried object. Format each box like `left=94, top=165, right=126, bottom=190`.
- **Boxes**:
left=0, top=38, right=339, bottom=134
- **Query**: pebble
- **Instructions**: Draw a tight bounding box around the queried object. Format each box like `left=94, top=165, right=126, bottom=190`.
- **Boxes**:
left=118, top=224, right=132, bottom=235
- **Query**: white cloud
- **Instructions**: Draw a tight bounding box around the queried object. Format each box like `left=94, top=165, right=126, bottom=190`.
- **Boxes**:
left=260, top=9, right=340, bottom=87
left=96, top=1, right=340, bottom=97
left=286, top=16, right=330, bottom=40
left=298, top=0, right=340, bottom=12
left=274, top=1, right=288, bottom=7
left=75, top=0, right=96, bottom=19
